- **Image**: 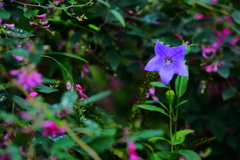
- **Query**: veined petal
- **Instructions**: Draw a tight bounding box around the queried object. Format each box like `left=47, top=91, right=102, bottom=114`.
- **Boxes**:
left=172, top=60, right=188, bottom=76
left=155, top=40, right=170, bottom=57
left=159, top=66, right=175, bottom=86
left=144, top=56, right=164, bottom=71
left=170, top=45, right=187, bottom=60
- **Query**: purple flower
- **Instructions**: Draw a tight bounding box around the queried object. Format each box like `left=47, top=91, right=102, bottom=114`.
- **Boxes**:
left=9, top=65, right=42, bottom=91
left=29, top=21, right=34, bottom=25
left=66, top=79, right=71, bottom=90
left=5, top=24, right=15, bottom=28
left=36, top=13, right=47, bottom=20
left=144, top=41, right=188, bottom=86
left=0, top=2, right=4, bottom=6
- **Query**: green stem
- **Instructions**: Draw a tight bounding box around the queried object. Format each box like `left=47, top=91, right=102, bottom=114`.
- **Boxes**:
left=167, top=85, right=173, bottom=153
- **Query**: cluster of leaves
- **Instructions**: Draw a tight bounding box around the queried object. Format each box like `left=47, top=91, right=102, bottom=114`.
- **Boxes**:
left=0, top=0, right=240, bottom=159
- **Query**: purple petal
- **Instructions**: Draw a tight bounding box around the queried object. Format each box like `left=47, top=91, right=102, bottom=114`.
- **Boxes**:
left=155, top=40, right=170, bottom=57
left=159, top=66, right=175, bottom=86
left=172, top=60, right=188, bottom=76
left=170, top=45, right=187, bottom=60
left=144, top=56, right=164, bottom=71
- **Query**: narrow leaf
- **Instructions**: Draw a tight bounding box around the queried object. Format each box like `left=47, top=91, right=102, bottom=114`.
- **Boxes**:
left=178, top=150, right=201, bottom=160
left=110, top=10, right=125, bottom=27
left=45, top=52, right=88, bottom=63
left=137, top=104, right=169, bottom=116
left=175, top=66, right=189, bottom=98
left=78, top=90, right=111, bottom=105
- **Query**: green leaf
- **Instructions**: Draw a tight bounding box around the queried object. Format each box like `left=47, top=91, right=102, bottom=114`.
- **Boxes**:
left=110, top=10, right=125, bottom=27
left=150, top=81, right=167, bottom=88
left=157, top=151, right=171, bottom=159
left=173, top=100, right=188, bottom=109
left=0, top=11, right=11, bottom=19
left=23, top=12, right=31, bottom=19
left=12, top=95, right=29, bottom=108
left=232, top=10, right=240, bottom=24
left=60, top=91, right=77, bottom=109
left=9, top=48, right=28, bottom=57
left=2, top=26, right=35, bottom=38
left=78, top=90, right=111, bottom=105
left=132, top=130, right=164, bottom=140
left=178, top=150, right=201, bottom=160
left=222, top=88, right=235, bottom=100
left=35, top=84, right=58, bottom=93
left=29, top=41, right=44, bottom=64
left=97, top=0, right=111, bottom=8
left=45, top=52, right=88, bottom=63
left=175, top=67, right=189, bottom=98
left=7, top=144, right=22, bottom=160
left=137, top=104, right=169, bottom=117
left=149, top=137, right=171, bottom=143
left=107, top=52, right=119, bottom=71
left=172, top=129, right=194, bottom=145
left=209, top=118, right=225, bottom=141
left=217, top=67, right=230, bottom=78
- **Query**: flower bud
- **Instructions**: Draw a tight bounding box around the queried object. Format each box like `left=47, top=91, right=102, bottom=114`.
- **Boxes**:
left=165, top=90, right=175, bottom=104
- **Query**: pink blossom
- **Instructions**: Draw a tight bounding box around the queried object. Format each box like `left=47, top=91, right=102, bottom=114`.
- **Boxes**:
left=19, top=112, right=32, bottom=119
left=36, top=13, right=47, bottom=20
left=19, top=146, right=28, bottom=157
left=13, top=56, right=25, bottom=61
left=41, top=21, right=48, bottom=25
left=75, top=84, right=84, bottom=92
left=225, top=16, right=233, bottom=24
left=128, top=141, right=140, bottom=160
left=5, top=24, right=15, bottom=28
left=66, top=79, right=71, bottom=90
left=179, top=157, right=185, bottom=160
left=0, top=2, right=4, bottom=6
left=146, top=87, right=159, bottom=102
left=0, top=19, right=2, bottom=24
left=9, top=65, right=42, bottom=91
left=204, top=61, right=224, bottom=73
left=30, top=92, right=38, bottom=97
left=194, top=14, right=205, bottom=20
left=41, top=120, right=65, bottom=137
left=201, top=43, right=218, bottom=59
left=29, top=21, right=34, bottom=25
left=228, top=37, right=239, bottom=45
left=81, top=63, right=89, bottom=78
left=210, top=0, right=217, bottom=5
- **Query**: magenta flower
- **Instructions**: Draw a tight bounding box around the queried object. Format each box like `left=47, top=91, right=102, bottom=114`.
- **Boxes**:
left=201, top=43, right=218, bottom=59
left=144, top=41, right=188, bottom=86
left=0, top=2, right=4, bottom=6
left=41, top=120, right=65, bottom=137
left=204, top=61, right=224, bottom=73
left=36, top=13, right=47, bottom=20
left=9, top=65, right=42, bottom=91
left=75, top=84, right=88, bottom=100
left=210, top=0, right=218, bottom=5
left=5, top=23, right=15, bottom=28
left=0, top=19, right=2, bottom=24
left=146, top=87, right=159, bottom=102
left=29, top=21, right=34, bottom=25
left=128, top=141, right=140, bottom=160
left=194, top=13, right=205, bottom=20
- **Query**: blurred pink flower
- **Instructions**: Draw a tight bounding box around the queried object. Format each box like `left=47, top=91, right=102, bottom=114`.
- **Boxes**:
left=5, top=24, right=15, bottom=28
left=146, top=87, right=159, bottom=102
left=81, top=63, right=89, bottom=78
left=210, top=0, right=217, bottom=5
left=55, top=108, right=73, bottom=118
left=41, top=21, right=48, bottom=25
left=9, top=65, right=42, bottom=91
left=201, top=43, right=218, bottom=59
left=29, top=21, right=34, bottom=25
left=19, top=111, right=32, bottom=119
left=75, top=84, right=88, bottom=100
left=228, top=37, right=239, bottom=45
left=194, top=14, right=205, bottom=20
left=0, top=2, right=4, bottom=6
left=128, top=141, right=140, bottom=160
left=66, top=79, right=71, bottom=90
left=179, top=157, right=185, bottom=160
left=36, top=13, right=47, bottom=20
left=204, top=61, right=224, bottom=73
left=0, top=19, right=2, bottom=23
left=41, top=120, right=65, bottom=137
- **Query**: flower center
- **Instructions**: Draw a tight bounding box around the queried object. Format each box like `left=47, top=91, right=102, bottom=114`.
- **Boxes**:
left=163, top=56, right=174, bottom=67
